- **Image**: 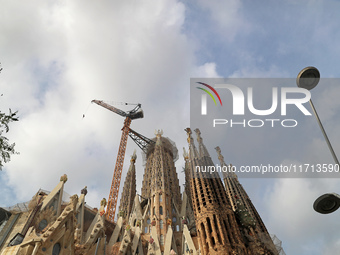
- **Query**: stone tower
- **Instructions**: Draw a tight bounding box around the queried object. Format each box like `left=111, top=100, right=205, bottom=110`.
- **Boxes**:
left=118, top=150, right=137, bottom=220
left=141, top=130, right=182, bottom=251
left=215, top=146, right=278, bottom=254
left=185, top=128, right=247, bottom=255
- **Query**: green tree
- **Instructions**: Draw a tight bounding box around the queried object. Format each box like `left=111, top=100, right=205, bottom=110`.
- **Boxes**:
left=0, top=64, right=19, bottom=170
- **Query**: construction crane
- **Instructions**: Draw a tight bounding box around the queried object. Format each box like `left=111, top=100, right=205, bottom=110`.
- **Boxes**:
left=91, top=100, right=144, bottom=222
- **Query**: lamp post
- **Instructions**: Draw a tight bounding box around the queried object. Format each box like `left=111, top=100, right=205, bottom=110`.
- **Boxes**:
left=296, top=66, right=340, bottom=167
left=297, top=67, right=340, bottom=214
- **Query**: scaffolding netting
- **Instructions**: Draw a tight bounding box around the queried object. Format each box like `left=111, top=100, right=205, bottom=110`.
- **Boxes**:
left=142, top=136, right=179, bottom=166
left=271, top=234, right=286, bottom=255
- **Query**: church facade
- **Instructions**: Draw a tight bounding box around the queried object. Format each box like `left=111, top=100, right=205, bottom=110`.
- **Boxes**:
left=0, top=128, right=283, bottom=255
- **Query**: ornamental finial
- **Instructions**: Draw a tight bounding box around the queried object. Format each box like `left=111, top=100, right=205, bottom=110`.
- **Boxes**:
left=100, top=198, right=107, bottom=208
left=155, top=129, right=163, bottom=145
left=194, top=128, right=202, bottom=144
left=81, top=186, right=88, bottom=196
left=130, top=149, right=137, bottom=164
left=184, top=128, right=192, bottom=144
left=154, top=129, right=163, bottom=137
left=60, top=174, right=68, bottom=183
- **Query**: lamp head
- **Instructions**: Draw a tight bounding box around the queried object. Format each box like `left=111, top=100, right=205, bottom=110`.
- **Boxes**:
left=313, top=193, right=340, bottom=214
left=297, top=66, right=320, bottom=90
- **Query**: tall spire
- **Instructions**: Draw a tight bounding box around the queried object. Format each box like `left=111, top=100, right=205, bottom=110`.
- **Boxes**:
left=215, top=146, right=278, bottom=254
left=215, top=146, right=237, bottom=179
left=184, top=128, right=247, bottom=255
left=141, top=130, right=181, bottom=246
left=185, top=128, right=199, bottom=162
left=118, top=150, right=137, bottom=219
left=215, top=146, right=239, bottom=211
left=194, top=128, right=211, bottom=159
left=183, top=147, right=193, bottom=210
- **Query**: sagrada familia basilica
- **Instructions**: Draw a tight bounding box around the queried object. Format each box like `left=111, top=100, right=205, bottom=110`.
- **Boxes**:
left=0, top=128, right=284, bottom=255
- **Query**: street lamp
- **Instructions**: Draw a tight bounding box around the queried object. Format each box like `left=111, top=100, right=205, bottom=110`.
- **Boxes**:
left=313, top=193, right=340, bottom=214
left=296, top=66, right=340, bottom=167
left=297, top=67, right=340, bottom=214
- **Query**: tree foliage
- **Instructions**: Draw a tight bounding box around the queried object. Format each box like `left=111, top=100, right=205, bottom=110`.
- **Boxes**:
left=0, top=64, right=19, bottom=170
left=0, top=109, right=18, bottom=169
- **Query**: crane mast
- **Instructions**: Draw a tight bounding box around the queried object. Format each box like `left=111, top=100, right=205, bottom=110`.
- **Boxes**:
left=91, top=100, right=143, bottom=223
left=106, top=116, right=131, bottom=222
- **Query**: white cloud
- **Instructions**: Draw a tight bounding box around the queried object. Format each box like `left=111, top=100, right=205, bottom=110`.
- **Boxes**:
left=0, top=0, right=196, bottom=208
left=2, top=1, right=340, bottom=255
left=196, top=0, right=250, bottom=42
left=192, top=62, right=220, bottom=77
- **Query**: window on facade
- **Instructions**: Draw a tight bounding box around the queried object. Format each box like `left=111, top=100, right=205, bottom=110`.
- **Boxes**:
left=159, top=206, right=163, bottom=215
left=160, top=220, right=164, bottom=229
left=38, top=219, right=48, bottom=231
left=153, top=207, right=155, bottom=215
left=144, top=226, right=148, bottom=233
left=176, top=225, right=180, bottom=232
left=172, top=217, right=176, bottom=223
left=160, top=235, right=164, bottom=245
left=159, top=194, right=162, bottom=202
left=52, top=243, right=61, bottom=255
left=147, top=218, right=151, bottom=225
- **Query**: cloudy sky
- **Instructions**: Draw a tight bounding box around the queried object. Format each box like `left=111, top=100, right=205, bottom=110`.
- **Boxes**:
left=1, top=1, right=340, bottom=254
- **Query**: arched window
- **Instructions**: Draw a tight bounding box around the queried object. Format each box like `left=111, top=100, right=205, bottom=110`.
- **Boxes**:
left=52, top=243, right=61, bottom=255
left=159, top=206, right=163, bottom=215
left=160, top=235, right=164, bottom=245
left=172, top=217, right=177, bottom=223
left=159, top=194, right=163, bottom=202
left=176, top=225, right=180, bottom=232
left=160, top=220, right=164, bottom=229
left=144, top=226, right=148, bottom=233
left=147, top=218, right=151, bottom=225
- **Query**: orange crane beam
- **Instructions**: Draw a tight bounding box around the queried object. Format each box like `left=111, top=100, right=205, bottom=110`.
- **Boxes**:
left=106, top=116, right=131, bottom=222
